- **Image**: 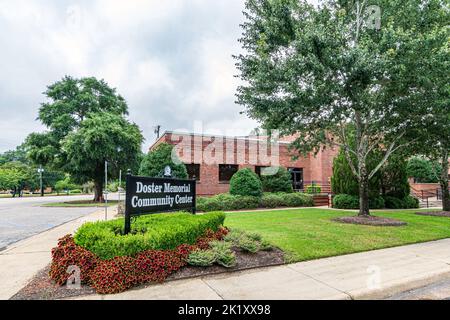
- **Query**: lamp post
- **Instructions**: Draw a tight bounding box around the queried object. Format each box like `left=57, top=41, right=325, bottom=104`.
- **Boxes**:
left=37, top=166, right=44, bottom=197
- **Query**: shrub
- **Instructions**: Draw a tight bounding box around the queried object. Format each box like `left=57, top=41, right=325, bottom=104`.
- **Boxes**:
left=229, top=168, right=263, bottom=197
left=197, top=192, right=313, bottom=212
left=333, top=194, right=385, bottom=209
left=50, top=228, right=228, bottom=294
left=260, top=167, right=293, bottom=193
left=260, top=193, right=285, bottom=208
left=260, top=240, right=273, bottom=251
left=280, top=192, right=314, bottom=207
left=209, top=241, right=236, bottom=268
left=223, top=228, right=246, bottom=244
left=74, top=212, right=225, bottom=259
left=332, top=194, right=359, bottom=209
left=369, top=196, right=385, bottom=209
left=139, top=143, right=188, bottom=179
left=381, top=155, right=410, bottom=199
left=69, top=189, right=82, bottom=194
left=187, top=250, right=217, bottom=267
left=305, top=183, right=321, bottom=194
left=238, top=236, right=261, bottom=253
left=383, top=196, right=404, bottom=209
left=197, top=194, right=260, bottom=212
left=403, top=195, right=420, bottom=209
left=384, top=195, right=419, bottom=209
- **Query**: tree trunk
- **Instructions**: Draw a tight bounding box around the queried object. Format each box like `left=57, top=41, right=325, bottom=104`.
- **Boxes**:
left=358, top=166, right=370, bottom=216
left=440, top=150, right=450, bottom=212
left=93, top=179, right=104, bottom=203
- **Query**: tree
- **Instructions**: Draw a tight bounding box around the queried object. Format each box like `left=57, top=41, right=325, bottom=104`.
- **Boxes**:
left=331, top=146, right=382, bottom=198
left=139, top=143, right=188, bottom=179
left=260, top=166, right=293, bottom=193
left=26, top=76, right=142, bottom=202
left=406, top=157, right=440, bottom=183
left=63, top=113, right=143, bottom=201
left=235, top=0, right=445, bottom=216
left=0, top=162, right=39, bottom=196
left=0, top=144, right=29, bottom=166
left=408, top=11, right=449, bottom=211
left=381, top=154, right=410, bottom=199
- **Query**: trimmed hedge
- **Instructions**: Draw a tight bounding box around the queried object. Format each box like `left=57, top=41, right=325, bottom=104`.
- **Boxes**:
left=197, top=192, right=314, bottom=212
left=74, top=212, right=225, bottom=260
left=333, top=194, right=419, bottom=209
left=384, top=195, right=419, bottom=209
left=332, top=194, right=385, bottom=209
left=229, top=168, right=263, bottom=197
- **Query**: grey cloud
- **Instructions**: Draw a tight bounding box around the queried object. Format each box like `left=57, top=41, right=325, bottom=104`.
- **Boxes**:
left=0, top=0, right=260, bottom=152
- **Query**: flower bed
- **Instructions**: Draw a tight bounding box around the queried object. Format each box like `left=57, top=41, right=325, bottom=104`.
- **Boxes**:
left=50, top=227, right=228, bottom=294
left=47, top=211, right=282, bottom=295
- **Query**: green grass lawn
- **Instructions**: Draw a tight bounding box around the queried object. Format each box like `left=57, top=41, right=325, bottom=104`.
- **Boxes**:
left=42, top=200, right=119, bottom=207
left=224, top=208, right=450, bottom=263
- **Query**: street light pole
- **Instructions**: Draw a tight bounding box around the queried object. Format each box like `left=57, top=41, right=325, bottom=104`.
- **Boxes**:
left=38, top=166, right=44, bottom=197
left=104, top=160, right=108, bottom=221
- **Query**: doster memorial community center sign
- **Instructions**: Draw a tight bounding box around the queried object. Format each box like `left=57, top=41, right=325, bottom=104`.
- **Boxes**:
left=124, top=172, right=196, bottom=234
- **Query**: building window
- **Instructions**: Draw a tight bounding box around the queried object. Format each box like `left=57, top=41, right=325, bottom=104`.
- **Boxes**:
left=255, top=166, right=268, bottom=177
left=186, top=164, right=200, bottom=181
left=289, top=168, right=304, bottom=191
left=219, top=164, right=239, bottom=182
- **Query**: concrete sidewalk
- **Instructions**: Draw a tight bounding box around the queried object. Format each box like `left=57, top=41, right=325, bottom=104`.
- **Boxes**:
left=76, top=238, right=450, bottom=300
left=0, top=207, right=117, bottom=300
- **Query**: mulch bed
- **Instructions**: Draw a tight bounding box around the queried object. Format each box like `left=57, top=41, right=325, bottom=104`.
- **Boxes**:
left=333, top=215, right=407, bottom=226
left=10, top=247, right=284, bottom=300
left=416, top=211, right=450, bottom=218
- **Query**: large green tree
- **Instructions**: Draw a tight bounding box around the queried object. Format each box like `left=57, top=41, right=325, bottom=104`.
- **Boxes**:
left=26, top=76, right=143, bottom=201
left=62, top=113, right=143, bottom=201
left=235, top=0, right=446, bottom=216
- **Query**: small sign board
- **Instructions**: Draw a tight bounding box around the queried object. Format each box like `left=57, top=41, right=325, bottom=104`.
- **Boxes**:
left=124, top=173, right=196, bottom=234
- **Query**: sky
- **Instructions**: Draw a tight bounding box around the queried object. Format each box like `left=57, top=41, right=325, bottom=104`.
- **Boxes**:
left=0, top=0, right=265, bottom=152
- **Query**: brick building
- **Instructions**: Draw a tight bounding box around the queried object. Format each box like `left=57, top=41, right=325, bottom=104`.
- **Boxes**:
left=149, top=131, right=338, bottom=196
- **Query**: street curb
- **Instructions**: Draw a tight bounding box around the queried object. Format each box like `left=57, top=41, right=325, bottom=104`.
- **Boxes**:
left=351, top=270, right=450, bottom=300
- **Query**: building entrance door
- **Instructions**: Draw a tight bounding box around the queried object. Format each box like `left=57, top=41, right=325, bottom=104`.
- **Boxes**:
left=289, top=168, right=304, bottom=191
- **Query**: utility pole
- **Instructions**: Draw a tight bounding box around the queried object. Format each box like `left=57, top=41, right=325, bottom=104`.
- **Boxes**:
left=154, top=125, right=161, bottom=139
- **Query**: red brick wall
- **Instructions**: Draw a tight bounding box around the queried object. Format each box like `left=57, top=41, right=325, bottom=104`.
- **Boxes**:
left=150, top=132, right=337, bottom=196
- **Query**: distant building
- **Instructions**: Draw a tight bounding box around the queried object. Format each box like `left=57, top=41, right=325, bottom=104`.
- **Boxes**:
left=149, top=131, right=338, bottom=196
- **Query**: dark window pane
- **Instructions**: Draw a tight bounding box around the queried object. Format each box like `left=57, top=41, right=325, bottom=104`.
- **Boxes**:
left=219, top=164, right=239, bottom=182
left=186, top=164, right=200, bottom=180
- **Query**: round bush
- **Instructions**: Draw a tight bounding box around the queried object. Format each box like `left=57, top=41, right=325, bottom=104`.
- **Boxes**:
left=229, top=168, right=263, bottom=197
left=260, top=167, right=293, bottom=193
left=403, top=195, right=419, bottom=209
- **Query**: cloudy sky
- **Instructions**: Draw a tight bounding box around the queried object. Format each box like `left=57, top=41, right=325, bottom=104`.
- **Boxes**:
left=0, top=0, right=265, bottom=152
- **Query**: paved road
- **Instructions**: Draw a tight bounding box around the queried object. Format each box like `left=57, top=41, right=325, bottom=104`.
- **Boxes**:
left=0, top=194, right=117, bottom=250
left=387, top=278, right=450, bottom=300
